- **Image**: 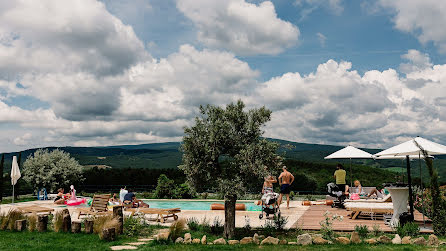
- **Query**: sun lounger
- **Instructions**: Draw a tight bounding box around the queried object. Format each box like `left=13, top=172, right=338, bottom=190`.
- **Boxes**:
left=76, top=194, right=111, bottom=219
left=345, top=202, right=394, bottom=220
left=126, top=207, right=181, bottom=223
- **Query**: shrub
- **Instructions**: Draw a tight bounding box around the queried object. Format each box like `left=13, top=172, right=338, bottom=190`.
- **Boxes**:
left=27, top=213, right=37, bottom=232
left=241, top=216, right=251, bottom=236
left=273, top=215, right=288, bottom=231
left=201, top=192, right=208, bottom=199
left=396, top=222, right=420, bottom=237
left=210, top=216, right=224, bottom=235
left=262, top=219, right=275, bottom=236
left=200, top=217, right=211, bottom=233
left=289, top=191, right=295, bottom=200
left=154, top=174, right=175, bottom=199
left=354, top=224, right=369, bottom=239
left=1, top=209, right=24, bottom=230
left=305, top=194, right=316, bottom=201
left=94, top=215, right=120, bottom=235
left=319, top=211, right=343, bottom=240
left=173, top=183, right=195, bottom=199
left=169, top=219, right=186, bottom=241
left=371, top=224, right=383, bottom=237
left=53, top=211, right=64, bottom=232
left=123, top=215, right=146, bottom=237
left=186, top=217, right=200, bottom=231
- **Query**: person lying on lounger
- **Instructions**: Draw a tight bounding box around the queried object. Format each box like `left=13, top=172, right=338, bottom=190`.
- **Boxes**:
left=123, top=189, right=149, bottom=208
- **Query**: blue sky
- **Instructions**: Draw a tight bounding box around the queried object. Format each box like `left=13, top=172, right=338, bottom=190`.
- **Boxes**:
left=1, top=0, right=446, bottom=152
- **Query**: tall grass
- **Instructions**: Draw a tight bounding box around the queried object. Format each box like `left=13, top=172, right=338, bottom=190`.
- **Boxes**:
left=27, top=213, right=37, bottom=232
left=53, top=211, right=64, bottom=233
left=0, top=209, right=24, bottom=230
left=94, top=215, right=120, bottom=236
left=169, top=218, right=186, bottom=241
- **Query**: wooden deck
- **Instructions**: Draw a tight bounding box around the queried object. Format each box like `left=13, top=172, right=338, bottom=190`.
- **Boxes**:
left=293, top=204, right=433, bottom=233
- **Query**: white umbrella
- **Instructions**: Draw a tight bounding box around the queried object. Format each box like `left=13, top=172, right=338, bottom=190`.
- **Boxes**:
left=325, top=146, right=373, bottom=186
left=375, top=136, right=446, bottom=218
left=11, top=156, right=21, bottom=204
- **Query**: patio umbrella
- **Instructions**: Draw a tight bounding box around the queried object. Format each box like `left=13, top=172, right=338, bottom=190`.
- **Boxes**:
left=325, top=146, right=373, bottom=187
left=375, top=136, right=446, bottom=217
left=11, top=156, right=21, bottom=204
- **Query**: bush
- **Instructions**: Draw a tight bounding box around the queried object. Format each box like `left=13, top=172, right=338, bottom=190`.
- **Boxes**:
left=319, top=211, right=343, bottom=240
left=123, top=215, right=146, bottom=237
left=273, top=215, right=288, bottom=231
left=262, top=219, right=275, bottom=237
left=200, top=217, right=211, bottom=233
left=186, top=217, right=200, bottom=231
left=396, top=222, right=420, bottom=237
left=173, top=183, right=195, bottom=199
left=372, top=224, right=382, bottom=237
left=210, top=216, right=224, bottom=235
left=154, top=174, right=176, bottom=199
left=169, top=219, right=186, bottom=241
left=354, top=224, right=369, bottom=238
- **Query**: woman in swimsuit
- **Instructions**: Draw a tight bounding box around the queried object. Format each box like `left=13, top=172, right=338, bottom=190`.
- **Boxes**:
left=54, top=188, right=66, bottom=204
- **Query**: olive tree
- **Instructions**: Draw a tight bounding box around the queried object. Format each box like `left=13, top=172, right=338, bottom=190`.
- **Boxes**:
left=179, top=100, right=283, bottom=238
left=23, top=149, right=84, bottom=192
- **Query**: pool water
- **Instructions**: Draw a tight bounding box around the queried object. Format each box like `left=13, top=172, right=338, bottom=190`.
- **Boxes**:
left=142, top=200, right=262, bottom=211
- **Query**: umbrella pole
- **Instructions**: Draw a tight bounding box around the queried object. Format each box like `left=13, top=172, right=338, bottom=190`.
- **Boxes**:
left=419, top=153, right=425, bottom=228
left=350, top=158, right=352, bottom=188
left=12, top=184, right=14, bottom=204
left=406, top=155, right=414, bottom=219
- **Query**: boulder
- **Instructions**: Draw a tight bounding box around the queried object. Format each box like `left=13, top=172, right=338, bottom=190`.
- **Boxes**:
left=350, top=232, right=361, bottom=244
left=192, top=239, right=201, bottom=244
left=312, top=234, right=323, bottom=239
left=213, top=238, right=227, bottom=245
left=240, top=237, right=253, bottom=244
left=175, top=237, right=184, bottom=244
left=228, top=240, right=239, bottom=245
left=413, top=237, right=427, bottom=245
left=313, top=236, right=329, bottom=245
left=439, top=241, right=446, bottom=246
left=261, top=236, right=280, bottom=245
left=428, top=234, right=439, bottom=246
left=365, top=239, right=377, bottom=244
left=259, top=235, right=265, bottom=239
left=378, top=235, right=391, bottom=244
left=392, top=234, right=402, bottom=244
left=157, top=232, right=169, bottom=241
left=288, top=242, right=298, bottom=245
left=201, top=235, right=207, bottom=245
left=402, top=236, right=411, bottom=244
left=184, top=233, right=192, bottom=244
left=279, top=239, right=287, bottom=245
left=253, top=233, right=260, bottom=244
left=335, top=237, right=350, bottom=245
left=297, top=233, right=312, bottom=245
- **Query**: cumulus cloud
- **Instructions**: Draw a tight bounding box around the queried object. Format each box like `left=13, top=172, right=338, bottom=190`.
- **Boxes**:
left=379, top=0, right=446, bottom=52
left=400, top=49, right=433, bottom=74
left=295, top=0, right=344, bottom=21
left=177, top=0, right=299, bottom=55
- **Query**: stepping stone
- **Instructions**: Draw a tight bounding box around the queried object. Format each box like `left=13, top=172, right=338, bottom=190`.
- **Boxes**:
left=110, top=246, right=137, bottom=250
left=126, top=242, right=146, bottom=246
left=137, top=238, right=154, bottom=242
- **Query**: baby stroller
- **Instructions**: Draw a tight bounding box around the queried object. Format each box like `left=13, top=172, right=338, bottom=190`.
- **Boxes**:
left=258, top=192, right=281, bottom=219
left=327, top=183, right=346, bottom=209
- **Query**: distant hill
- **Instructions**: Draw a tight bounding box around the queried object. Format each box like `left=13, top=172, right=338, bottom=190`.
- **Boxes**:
left=1, top=139, right=445, bottom=184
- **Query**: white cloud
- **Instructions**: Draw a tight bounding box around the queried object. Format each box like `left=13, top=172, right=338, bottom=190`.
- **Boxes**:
left=295, top=0, right=344, bottom=21
left=379, top=0, right=446, bottom=52
left=316, top=32, right=327, bottom=47
left=399, top=49, right=433, bottom=74
left=177, top=0, right=299, bottom=56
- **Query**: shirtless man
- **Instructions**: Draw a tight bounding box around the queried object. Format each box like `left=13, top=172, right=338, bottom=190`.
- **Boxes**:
left=278, top=166, right=294, bottom=209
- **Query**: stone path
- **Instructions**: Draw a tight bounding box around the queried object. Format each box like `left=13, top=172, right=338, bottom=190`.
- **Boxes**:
left=110, top=230, right=166, bottom=250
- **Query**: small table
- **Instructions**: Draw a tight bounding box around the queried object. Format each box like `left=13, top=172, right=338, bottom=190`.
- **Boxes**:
left=17, top=206, right=55, bottom=215
left=386, top=187, right=409, bottom=227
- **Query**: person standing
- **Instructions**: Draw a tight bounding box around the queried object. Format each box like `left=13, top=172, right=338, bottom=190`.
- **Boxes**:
left=334, top=164, right=348, bottom=194
left=278, top=166, right=294, bottom=209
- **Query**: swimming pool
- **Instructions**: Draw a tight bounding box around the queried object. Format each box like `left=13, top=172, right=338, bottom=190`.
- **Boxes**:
left=142, top=200, right=261, bottom=211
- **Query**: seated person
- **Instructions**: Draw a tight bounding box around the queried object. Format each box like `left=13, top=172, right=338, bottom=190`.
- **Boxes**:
left=123, top=189, right=149, bottom=208
left=352, top=180, right=367, bottom=197
left=109, top=193, right=120, bottom=205
left=54, top=188, right=69, bottom=204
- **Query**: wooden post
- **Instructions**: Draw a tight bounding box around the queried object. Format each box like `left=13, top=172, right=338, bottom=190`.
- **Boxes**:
left=37, top=215, right=48, bottom=232
left=62, top=209, right=71, bottom=232
left=113, top=206, right=124, bottom=234
left=101, top=228, right=116, bottom=241
left=71, top=222, right=81, bottom=233
left=84, top=219, right=94, bottom=234
left=14, top=219, right=27, bottom=231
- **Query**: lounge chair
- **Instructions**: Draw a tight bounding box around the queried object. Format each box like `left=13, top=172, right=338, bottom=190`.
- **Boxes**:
left=76, top=194, right=111, bottom=219
left=345, top=202, right=394, bottom=220
left=126, top=207, right=181, bottom=223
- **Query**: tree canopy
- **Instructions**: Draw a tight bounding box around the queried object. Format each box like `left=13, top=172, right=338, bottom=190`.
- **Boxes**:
left=179, top=100, right=283, bottom=238
left=23, top=149, right=84, bottom=192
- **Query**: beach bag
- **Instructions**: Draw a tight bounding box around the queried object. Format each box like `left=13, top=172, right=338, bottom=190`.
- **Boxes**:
left=350, top=193, right=360, bottom=200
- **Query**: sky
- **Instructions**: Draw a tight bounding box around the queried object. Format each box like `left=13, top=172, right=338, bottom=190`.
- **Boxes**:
left=1, top=0, right=446, bottom=152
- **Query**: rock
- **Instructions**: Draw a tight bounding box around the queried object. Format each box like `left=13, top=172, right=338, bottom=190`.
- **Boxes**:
left=137, top=238, right=154, bottom=242
left=184, top=233, right=192, bottom=244
left=392, top=234, right=402, bottom=244
left=110, top=246, right=137, bottom=250
left=240, top=237, right=253, bottom=244
left=288, top=242, right=297, bottom=245
left=335, top=237, right=350, bottom=245
left=312, top=234, right=323, bottom=239
left=213, top=238, right=227, bottom=245
left=259, top=235, right=265, bottom=239
left=402, top=236, right=411, bottom=244
left=126, top=242, right=146, bottom=246
left=228, top=240, right=239, bottom=245
left=428, top=234, right=439, bottom=246
left=439, top=241, right=446, bottom=246
left=413, top=237, right=427, bottom=245
left=297, top=233, right=312, bottom=245
left=201, top=235, right=207, bottom=245
left=365, top=239, right=377, bottom=244
left=279, top=239, right=287, bottom=245
left=378, top=235, right=391, bottom=244
left=157, top=232, right=169, bottom=241
left=261, top=236, right=280, bottom=245
left=175, top=237, right=184, bottom=244
left=192, top=239, right=201, bottom=244
left=313, top=236, right=329, bottom=245
left=350, top=232, right=361, bottom=244
left=253, top=233, right=260, bottom=244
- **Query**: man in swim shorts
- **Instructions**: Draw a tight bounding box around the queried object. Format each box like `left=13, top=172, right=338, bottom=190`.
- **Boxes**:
left=278, top=166, right=294, bottom=209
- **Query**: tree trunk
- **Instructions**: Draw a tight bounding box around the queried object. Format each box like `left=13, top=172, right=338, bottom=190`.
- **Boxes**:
left=101, top=228, right=116, bottom=241
left=71, top=221, right=81, bottom=233
left=223, top=195, right=237, bottom=239
left=15, top=219, right=27, bottom=231
left=84, top=219, right=94, bottom=234
left=425, top=157, right=446, bottom=235
left=62, top=209, right=71, bottom=232
left=113, top=206, right=124, bottom=234
left=0, top=154, right=4, bottom=202
left=37, top=215, right=48, bottom=232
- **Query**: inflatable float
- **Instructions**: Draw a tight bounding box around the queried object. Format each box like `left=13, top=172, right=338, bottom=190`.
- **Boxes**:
left=64, top=185, right=87, bottom=206
left=210, top=203, right=246, bottom=211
